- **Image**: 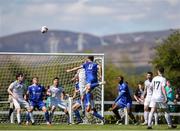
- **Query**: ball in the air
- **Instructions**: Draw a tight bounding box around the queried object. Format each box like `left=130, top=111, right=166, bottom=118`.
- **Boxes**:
left=41, top=26, right=48, bottom=33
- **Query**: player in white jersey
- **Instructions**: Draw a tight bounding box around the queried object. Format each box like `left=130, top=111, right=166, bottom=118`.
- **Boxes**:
left=147, top=67, right=177, bottom=129
left=47, top=77, right=70, bottom=124
left=141, top=72, right=158, bottom=125
left=7, top=73, right=34, bottom=125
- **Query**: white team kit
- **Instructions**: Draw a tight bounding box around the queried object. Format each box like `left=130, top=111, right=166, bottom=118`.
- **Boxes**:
left=48, top=85, right=67, bottom=110
left=149, top=75, right=167, bottom=109
left=144, top=79, right=153, bottom=106
left=77, top=68, right=86, bottom=96
left=9, top=81, right=30, bottom=109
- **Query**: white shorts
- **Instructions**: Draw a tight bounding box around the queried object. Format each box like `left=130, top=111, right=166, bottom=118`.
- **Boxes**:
left=144, top=98, right=151, bottom=107
left=12, top=98, right=30, bottom=109
left=79, top=83, right=86, bottom=96
left=50, top=100, right=67, bottom=110
left=149, top=101, right=168, bottom=109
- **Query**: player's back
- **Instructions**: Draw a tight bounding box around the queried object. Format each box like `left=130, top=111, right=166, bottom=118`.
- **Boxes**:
left=78, top=68, right=86, bottom=84
left=144, top=79, right=153, bottom=99
left=28, top=84, right=45, bottom=102
left=151, top=75, right=166, bottom=102
left=82, top=61, right=98, bottom=82
left=11, top=81, right=26, bottom=100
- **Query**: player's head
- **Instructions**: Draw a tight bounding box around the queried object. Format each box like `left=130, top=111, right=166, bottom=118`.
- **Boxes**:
left=53, top=77, right=59, bottom=87
left=157, top=66, right=164, bottom=75
left=166, top=80, right=170, bottom=87
left=138, top=81, right=144, bottom=88
left=87, top=56, right=94, bottom=62
left=32, top=77, right=39, bottom=84
left=147, top=72, right=153, bottom=80
left=117, top=75, right=124, bottom=83
left=16, top=73, right=24, bottom=81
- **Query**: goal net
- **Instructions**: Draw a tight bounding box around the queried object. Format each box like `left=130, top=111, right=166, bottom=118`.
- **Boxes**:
left=0, top=53, right=104, bottom=124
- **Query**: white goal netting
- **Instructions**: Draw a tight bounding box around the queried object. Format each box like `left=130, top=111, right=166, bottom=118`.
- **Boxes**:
left=0, top=53, right=104, bottom=124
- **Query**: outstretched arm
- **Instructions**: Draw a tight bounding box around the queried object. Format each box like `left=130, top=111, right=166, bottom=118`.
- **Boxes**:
left=66, top=66, right=82, bottom=73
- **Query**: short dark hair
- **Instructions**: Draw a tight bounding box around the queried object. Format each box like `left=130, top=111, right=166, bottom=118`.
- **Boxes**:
left=147, top=72, right=153, bottom=76
left=117, top=75, right=124, bottom=81
left=53, top=77, right=59, bottom=81
left=88, top=56, right=94, bottom=61
left=158, top=66, right=164, bottom=74
left=16, top=73, right=24, bottom=80
left=138, top=81, right=144, bottom=85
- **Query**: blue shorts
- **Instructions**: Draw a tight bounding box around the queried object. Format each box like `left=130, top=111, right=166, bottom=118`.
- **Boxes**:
left=116, top=100, right=132, bottom=109
left=29, top=100, right=45, bottom=110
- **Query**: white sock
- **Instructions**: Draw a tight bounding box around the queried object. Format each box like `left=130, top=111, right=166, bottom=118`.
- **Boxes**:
left=29, top=112, right=35, bottom=123
left=148, top=112, right=153, bottom=127
left=10, top=112, right=14, bottom=123
left=17, top=113, right=21, bottom=124
left=165, top=112, right=172, bottom=125
left=144, top=111, right=149, bottom=123
left=154, top=112, right=158, bottom=125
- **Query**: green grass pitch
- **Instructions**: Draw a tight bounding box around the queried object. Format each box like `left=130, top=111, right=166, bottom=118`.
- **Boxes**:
left=0, top=124, right=179, bottom=130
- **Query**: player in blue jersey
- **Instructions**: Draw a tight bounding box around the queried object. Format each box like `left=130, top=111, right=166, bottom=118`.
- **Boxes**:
left=111, top=76, right=137, bottom=125
left=26, top=77, right=50, bottom=125
left=66, top=56, right=105, bottom=93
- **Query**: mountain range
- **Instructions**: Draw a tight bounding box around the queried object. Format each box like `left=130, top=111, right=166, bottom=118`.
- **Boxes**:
left=0, top=29, right=175, bottom=73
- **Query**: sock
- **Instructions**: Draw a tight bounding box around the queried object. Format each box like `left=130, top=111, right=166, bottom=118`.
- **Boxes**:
left=17, top=113, right=21, bottom=124
left=8, top=108, right=14, bottom=120
left=26, top=111, right=30, bottom=122
left=165, top=112, right=172, bottom=125
left=74, top=110, right=82, bottom=122
left=112, top=109, right=121, bottom=120
left=10, top=111, right=14, bottom=123
left=66, top=112, right=70, bottom=123
left=128, top=112, right=136, bottom=123
left=90, top=83, right=99, bottom=90
left=154, top=112, right=158, bottom=125
left=49, top=111, right=54, bottom=123
left=148, top=111, right=154, bottom=127
left=29, top=112, right=35, bottom=123
left=92, top=111, right=103, bottom=120
left=144, top=111, right=149, bottom=123
left=44, top=111, right=50, bottom=122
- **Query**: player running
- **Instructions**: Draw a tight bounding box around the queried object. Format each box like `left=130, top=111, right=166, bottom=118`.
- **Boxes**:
left=111, top=76, right=137, bottom=125
left=7, top=73, right=33, bottom=125
left=147, top=67, right=177, bottom=129
left=26, top=77, right=50, bottom=125
left=141, top=72, right=158, bottom=125
left=47, top=77, right=70, bottom=124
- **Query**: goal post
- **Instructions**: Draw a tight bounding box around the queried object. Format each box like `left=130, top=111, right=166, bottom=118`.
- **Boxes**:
left=0, top=52, right=104, bottom=124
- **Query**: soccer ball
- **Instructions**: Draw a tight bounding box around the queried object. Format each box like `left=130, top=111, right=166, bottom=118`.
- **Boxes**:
left=41, top=26, right=48, bottom=33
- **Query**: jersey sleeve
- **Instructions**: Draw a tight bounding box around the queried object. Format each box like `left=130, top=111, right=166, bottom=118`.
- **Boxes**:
left=9, top=83, right=15, bottom=90
left=162, top=78, right=166, bottom=87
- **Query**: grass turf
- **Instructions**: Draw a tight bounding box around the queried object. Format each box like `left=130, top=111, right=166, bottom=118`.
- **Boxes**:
left=0, top=124, right=179, bottom=130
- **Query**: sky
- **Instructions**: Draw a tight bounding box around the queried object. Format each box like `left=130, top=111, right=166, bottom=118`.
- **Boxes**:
left=0, top=0, right=180, bottom=36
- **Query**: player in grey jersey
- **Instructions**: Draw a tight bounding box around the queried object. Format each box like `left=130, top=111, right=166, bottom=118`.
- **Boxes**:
left=7, top=73, right=34, bottom=125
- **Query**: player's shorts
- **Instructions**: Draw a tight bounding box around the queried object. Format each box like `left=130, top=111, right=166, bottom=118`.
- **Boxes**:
left=50, top=100, right=67, bottom=110
left=74, top=99, right=81, bottom=105
left=149, top=101, right=168, bottom=109
left=116, top=100, right=132, bottom=109
left=84, top=99, right=94, bottom=109
left=29, top=100, right=45, bottom=110
left=12, top=98, right=30, bottom=109
left=144, top=98, right=151, bottom=107
left=79, top=83, right=86, bottom=96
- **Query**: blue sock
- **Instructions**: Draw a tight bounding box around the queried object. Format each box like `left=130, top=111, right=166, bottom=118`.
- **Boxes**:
left=92, top=111, right=103, bottom=120
left=26, top=112, right=30, bottom=122
left=74, top=110, right=81, bottom=122
left=90, top=83, right=99, bottom=90
left=44, top=111, right=49, bottom=122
